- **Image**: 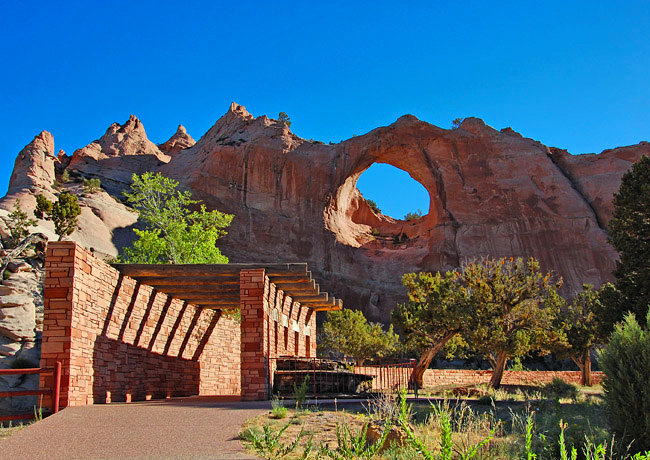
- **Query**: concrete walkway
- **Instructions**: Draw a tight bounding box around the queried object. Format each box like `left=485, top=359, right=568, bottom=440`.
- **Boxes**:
left=0, top=397, right=269, bottom=460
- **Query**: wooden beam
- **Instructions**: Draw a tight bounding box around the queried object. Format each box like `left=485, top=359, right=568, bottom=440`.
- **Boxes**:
left=112, top=263, right=307, bottom=278
left=270, top=280, right=317, bottom=292
left=134, top=276, right=240, bottom=286
left=311, top=305, right=342, bottom=312
left=291, top=292, right=329, bottom=303
left=187, top=298, right=240, bottom=306
left=268, top=275, right=312, bottom=284
left=163, top=293, right=240, bottom=301
left=154, top=285, right=240, bottom=295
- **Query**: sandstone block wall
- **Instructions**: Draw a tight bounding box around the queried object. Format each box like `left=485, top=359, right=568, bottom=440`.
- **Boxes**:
left=240, top=270, right=317, bottom=400
left=41, top=242, right=240, bottom=408
left=422, top=369, right=603, bottom=388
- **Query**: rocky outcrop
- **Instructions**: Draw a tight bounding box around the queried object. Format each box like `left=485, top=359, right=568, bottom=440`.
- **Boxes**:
left=7, top=131, right=57, bottom=194
left=158, top=125, right=196, bottom=155
left=1, top=104, right=647, bottom=326
left=68, top=114, right=171, bottom=194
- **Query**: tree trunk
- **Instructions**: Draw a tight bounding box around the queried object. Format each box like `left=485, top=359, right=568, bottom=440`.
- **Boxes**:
left=580, top=349, right=592, bottom=386
left=570, top=350, right=593, bottom=386
left=412, top=334, right=454, bottom=388
left=488, top=351, right=508, bottom=389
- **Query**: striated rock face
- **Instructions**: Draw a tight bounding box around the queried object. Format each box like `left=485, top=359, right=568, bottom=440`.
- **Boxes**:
left=2, top=104, right=648, bottom=325
left=7, top=131, right=57, bottom=194
left=158, top=125, right=196, bottom=155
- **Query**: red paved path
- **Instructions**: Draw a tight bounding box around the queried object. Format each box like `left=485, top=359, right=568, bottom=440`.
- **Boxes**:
left=0, top=397, right=269, bottom=459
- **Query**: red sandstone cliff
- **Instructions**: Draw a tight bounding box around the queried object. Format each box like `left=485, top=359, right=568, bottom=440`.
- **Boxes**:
left=2, top=104, right=648, bottom=322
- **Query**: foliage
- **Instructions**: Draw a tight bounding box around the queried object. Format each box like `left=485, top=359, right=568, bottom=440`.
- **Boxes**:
left=10, top=357, right=39, bottom=369
left=370, top=227, right=379, bottom=237
left=461, top=257, right=565, bottom=388
left=61, top=169, right=71, bottom=184
left=542, top=378, right=579, bottom=401
left=598, top=310, right=650, bottom=452
left=452, top=118, right=464, bottom=129
left=365, top=198, right=381, bottom=214
left=120, top=172, right=233, bottom=264
left=3, top=201, right=37, bottom=248
left=607, top=155, right=650, bottom=328
left=292, top=375, right=310, bottom=409
left=404, top=209, right=423, bottom=221
left=555, top=284, right=607, bottom=385
left=393, top=270, right=472, bottom=386
left=319, top=308, right=398, bottom=361
left=278, top=112, right=292, bottom=127
left=319, top=420, right=391, bottom=459
left=83, top=178, right=101, bottom=193
left=34, top=192, right=81, bottom=240
left=241, top=422, right=311, bottom=459
left=271, top=397, right=288, bottom=419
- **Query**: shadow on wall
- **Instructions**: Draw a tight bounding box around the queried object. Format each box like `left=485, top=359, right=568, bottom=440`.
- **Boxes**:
left=91, top=273, right=222, bottom=404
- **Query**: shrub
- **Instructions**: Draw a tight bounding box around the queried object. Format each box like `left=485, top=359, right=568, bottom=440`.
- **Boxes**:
left=10, top=357, right=39, bottom=369
left=598, top=311, right=650, bottom=452
left=271, top=397, right=288, bottom=419
left=83, top=178, right=101, bottom=193
left=366, top=199, right=381, bottom=214
left=542, top=378, right=578, bottom=401
left=404, top=209, right=423, bottom=221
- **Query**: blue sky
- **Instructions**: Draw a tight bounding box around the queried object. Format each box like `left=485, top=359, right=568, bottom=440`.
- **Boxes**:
left=1, top=1, right=648, bottom=217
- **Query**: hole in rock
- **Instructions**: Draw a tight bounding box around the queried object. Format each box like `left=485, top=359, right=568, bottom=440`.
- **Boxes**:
left=356, top=163, right=430, bottom=220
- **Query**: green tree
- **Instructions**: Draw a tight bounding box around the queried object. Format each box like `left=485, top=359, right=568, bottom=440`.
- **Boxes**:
left=278, top=112, right=291, bottom=128
left=462, top=257, right=564, bottom=388
left=392, top=271, right=472, bottom=387
left=554, top=284, right=606, bottom=386
left=121, top=172, right=233, bottom=264
left=451, top=118, right=463, bottom=129
left=365, top=199, right=381, bottom=214
left=598, top=310, right=650, bottom=452
left=4, top=201, right=37, bottom=248
left=0, top=201, right=39, bottom=279
left=83, top=178, right=101, bottom=194
left=404, top=209, right=423, bottom=221
left=607, top=155, right=650, bottom=327
left=319, top=308, right=398, bottom=363
left=34, top=192, right=81, bottom=240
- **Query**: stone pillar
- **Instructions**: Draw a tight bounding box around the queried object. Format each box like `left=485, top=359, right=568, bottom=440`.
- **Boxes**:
left=40, top=241, right=77, bottom=409
left=239, top=269, right=270, bottom=400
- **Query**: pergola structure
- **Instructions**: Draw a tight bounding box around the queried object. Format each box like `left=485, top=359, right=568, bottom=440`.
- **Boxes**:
left=111, top=263, right=342, bottom=312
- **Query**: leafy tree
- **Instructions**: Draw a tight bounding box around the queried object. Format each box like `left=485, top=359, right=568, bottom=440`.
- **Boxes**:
left=607, top=155, right=650, bottom=327
left=598, top=310, right=650, bottom=452
left=34, top=192, right=81, bottom=241
left=554, top=284, right=606, bottom=386
left=61, top=169, right=71, bottom=184
left=451, top=118, right=463, bottom=129
left=392, top=271, right=472, bottom=387
left=121, top=172, right=233, bottom=264
left=319, top=308, right=398, bottom=363
left=462, top=257, right=564, bottom=388
left=277, top=112, right=291, bottom=128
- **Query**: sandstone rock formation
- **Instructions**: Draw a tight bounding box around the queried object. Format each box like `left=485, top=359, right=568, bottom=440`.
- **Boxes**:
left=158, top=125, right=196, bottom=155
left=7, top=131, right=57, bottom=195
left=1, top=104, right=647, bottom=327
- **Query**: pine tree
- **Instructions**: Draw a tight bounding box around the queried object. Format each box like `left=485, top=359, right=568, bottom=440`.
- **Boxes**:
left=607, top=155, right=650, bottom=327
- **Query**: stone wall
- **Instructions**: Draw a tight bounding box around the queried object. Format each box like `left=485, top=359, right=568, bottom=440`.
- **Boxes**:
left=240, top=270, right=317, bottom=400
left=422, top=369, right=604, bottom=388
left=40, top=242, right=240, bottom=408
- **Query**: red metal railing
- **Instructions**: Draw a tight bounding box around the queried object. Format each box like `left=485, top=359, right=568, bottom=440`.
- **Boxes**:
left=0, top=361, right=61, bottom=422
left=270, top=357, right=417, bottom=397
